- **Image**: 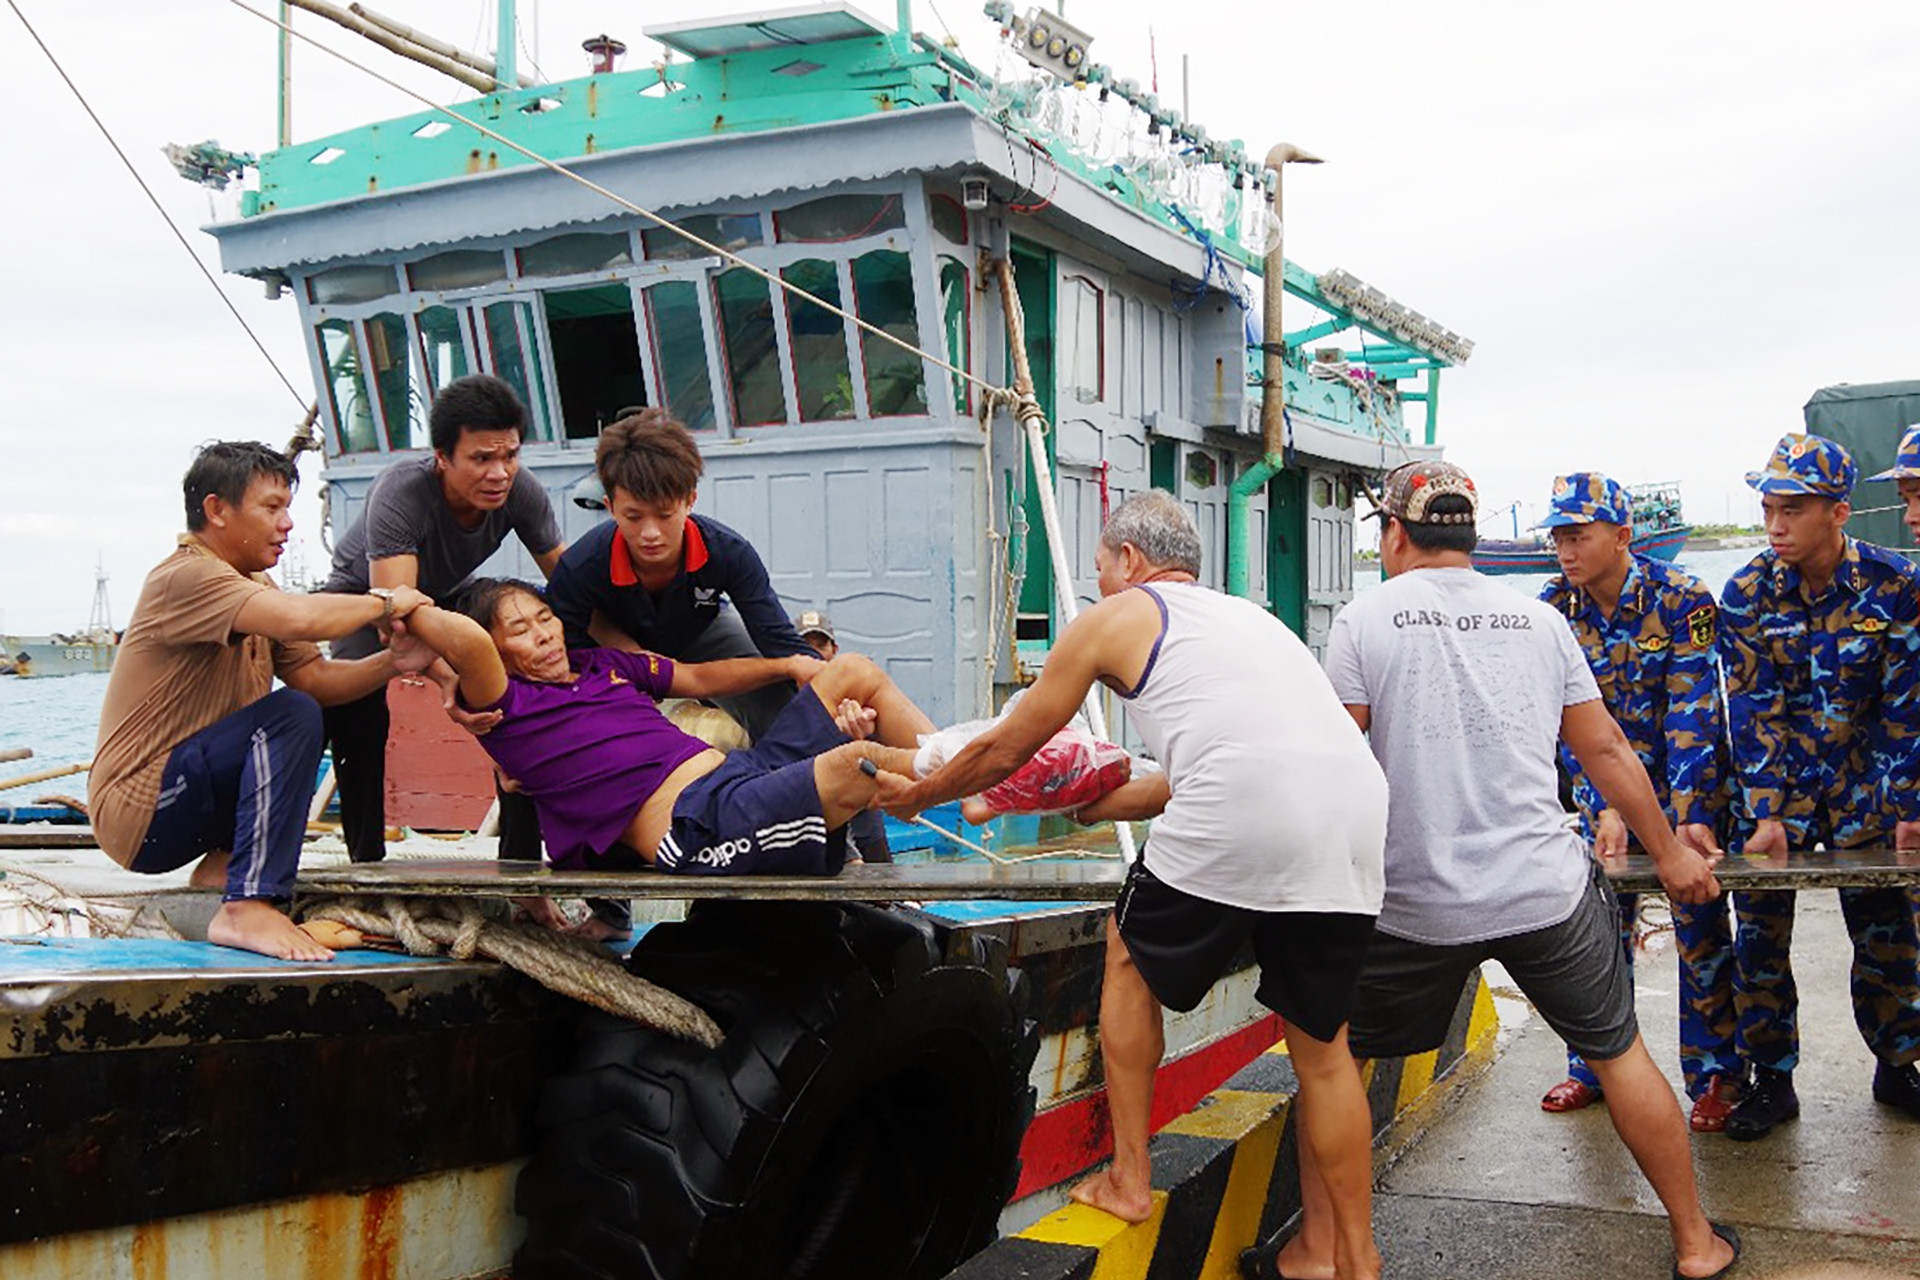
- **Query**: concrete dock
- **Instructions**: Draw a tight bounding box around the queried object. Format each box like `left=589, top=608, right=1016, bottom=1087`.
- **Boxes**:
left=1373, top=894, right=1919, bottom=1278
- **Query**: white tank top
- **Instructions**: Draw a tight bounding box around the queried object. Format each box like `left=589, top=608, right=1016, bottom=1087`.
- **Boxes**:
left=1123, top=582, right=1387, bottom=915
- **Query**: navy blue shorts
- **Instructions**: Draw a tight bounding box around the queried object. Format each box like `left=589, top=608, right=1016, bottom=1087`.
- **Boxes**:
left=658, top=689, right=851, bottom=875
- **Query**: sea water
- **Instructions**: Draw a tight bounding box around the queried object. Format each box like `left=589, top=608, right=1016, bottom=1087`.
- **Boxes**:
left=0, top=547, right=1769, bottom=800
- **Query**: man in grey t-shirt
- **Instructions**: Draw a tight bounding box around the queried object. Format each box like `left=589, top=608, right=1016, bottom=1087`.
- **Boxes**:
left=1267, top=462, right=1741, bottom=1280
left=318, top=375, right=565, bottom=864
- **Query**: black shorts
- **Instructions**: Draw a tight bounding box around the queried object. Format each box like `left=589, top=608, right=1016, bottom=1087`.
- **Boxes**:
left=1114, top=859, right=1377, bottom=1044
left=1348, top=862, right=1638, bottom=1062
left=659, top=690, right=851, bottom=876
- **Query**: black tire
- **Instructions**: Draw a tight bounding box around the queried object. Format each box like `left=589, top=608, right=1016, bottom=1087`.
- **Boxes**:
left=514, top=900, right=1039, bottom=1280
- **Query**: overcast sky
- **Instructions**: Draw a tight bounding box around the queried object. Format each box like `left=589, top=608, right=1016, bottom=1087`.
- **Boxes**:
left=2, top=0, right=1917, bottom=633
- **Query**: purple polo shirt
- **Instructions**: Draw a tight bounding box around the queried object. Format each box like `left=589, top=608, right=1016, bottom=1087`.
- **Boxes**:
left=472, top=648, right=710, bottom=868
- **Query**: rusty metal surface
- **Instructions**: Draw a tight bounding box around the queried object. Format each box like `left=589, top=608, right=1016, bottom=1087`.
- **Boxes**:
left=0, top=940, right=575, bottom=1245
left=297, top=856, right=1131, bottom=901
left=0, top=1164, right=520, bottom=1280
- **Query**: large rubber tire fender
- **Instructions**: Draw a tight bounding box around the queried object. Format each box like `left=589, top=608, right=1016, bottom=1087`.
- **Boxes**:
left=514, top=900, right=1039, bottom=1280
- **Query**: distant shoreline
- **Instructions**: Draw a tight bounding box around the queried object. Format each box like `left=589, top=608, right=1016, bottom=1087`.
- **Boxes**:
left=1683, top=534, right=1767, bottom=551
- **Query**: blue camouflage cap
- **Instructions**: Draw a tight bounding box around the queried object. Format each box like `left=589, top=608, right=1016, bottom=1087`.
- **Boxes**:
left=1865, top=423, right=1920, bottom=482
left=1745, top=432, right=1855, bottom=498
left=1538, top=472, right=1632, bottom=528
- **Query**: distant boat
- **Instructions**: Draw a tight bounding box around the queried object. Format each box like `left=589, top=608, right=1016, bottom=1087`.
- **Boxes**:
left=1473, top=481, right=1691, bottom=576
left=3, top=561, right=118, bottom=677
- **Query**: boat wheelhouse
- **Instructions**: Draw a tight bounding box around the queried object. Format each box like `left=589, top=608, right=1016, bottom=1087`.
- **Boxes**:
left=200, top=1, right=1469, bottom=732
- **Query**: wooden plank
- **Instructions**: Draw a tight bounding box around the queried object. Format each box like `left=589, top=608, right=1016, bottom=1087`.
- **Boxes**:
left=0, top=828, right=102, bottom=850
left=291, top=848, right=1920, bottom=904
left=296, top=857, right=1130, bottom=902
left=1603, top=847, right=1920, bottom=893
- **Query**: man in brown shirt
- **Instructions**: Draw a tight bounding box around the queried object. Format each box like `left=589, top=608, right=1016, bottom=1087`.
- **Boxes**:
left=93, top=442, right=431, bottom=961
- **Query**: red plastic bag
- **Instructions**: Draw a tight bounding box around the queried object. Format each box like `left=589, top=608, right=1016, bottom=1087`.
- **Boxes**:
left=975, top=726, right=1132, bottom=816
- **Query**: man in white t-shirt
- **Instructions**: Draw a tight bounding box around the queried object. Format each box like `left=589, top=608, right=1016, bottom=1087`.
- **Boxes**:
left=1280, top=461, right=1741, bottom=1280
left=878, top=491, right=1390, bottom=1280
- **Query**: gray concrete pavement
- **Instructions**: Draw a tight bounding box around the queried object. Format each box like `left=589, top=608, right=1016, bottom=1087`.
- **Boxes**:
left=1374, top=893, right=1920, bottom=1278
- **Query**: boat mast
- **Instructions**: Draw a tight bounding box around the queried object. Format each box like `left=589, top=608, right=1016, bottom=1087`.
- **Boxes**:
left=496, top=0, right=516, bottom=89
left=278, top=2, right=293, bottom=146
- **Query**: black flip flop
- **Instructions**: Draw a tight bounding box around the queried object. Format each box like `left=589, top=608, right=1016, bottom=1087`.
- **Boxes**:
left=1238, top=1234, right=1302, bottom=1280
left=1673, top=1222, right=1741, bottom=1280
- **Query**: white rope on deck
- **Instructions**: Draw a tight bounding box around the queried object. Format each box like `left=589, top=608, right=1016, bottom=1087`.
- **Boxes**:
left=301, top=894, right=723, bottom=1047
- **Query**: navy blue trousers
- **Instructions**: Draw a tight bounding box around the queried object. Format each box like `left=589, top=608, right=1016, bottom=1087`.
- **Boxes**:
left=130, top=688, right=324, bottom=902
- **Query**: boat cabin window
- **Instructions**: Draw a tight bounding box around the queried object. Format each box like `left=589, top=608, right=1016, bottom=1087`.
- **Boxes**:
left=929, top=194, right=968, bottom=246
left=852, top=250, right=927, bottom=417
left=776, top=194, right=905, bottom=244
left=938, top=256, right=971, bottom=415
left=308, top=264, right=399, bottom=305
left=643, top=214, right=762, bottom=261
left=543, top=283, right=645, bottom=439
left=519, top=232, right=633, bottom=278
left=301, top=188, right=947, bottom=448
left=714, top=268, right=787, bottom=427
left=481, top=301, right=557, bottom=442
left=1063, top=276, right=1105, bottom=405
left=416, top=305, right=472, bottom=393
left=366, top=312, right=427, bottom=449
left=316, top=318, right=377, bottom=453
left=407, top=250, right=507, bottom=292
left=644, top=281, right=717, bottom=433
left=783, top=259, right=856, bottom=422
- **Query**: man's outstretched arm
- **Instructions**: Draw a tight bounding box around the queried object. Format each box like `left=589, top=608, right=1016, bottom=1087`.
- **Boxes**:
left=1561, top=698, right=1721, bottom=904
left=878, top=595, right=1135, bottom=815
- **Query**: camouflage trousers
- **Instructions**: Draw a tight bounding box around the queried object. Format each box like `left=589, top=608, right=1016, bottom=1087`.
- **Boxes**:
left=1566, top=892, right=1736, bottom=1099
left=1732, top=881, right=1920, bottom=1072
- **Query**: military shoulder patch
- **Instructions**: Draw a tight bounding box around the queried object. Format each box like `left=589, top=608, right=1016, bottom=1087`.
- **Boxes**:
left=1639, top=633, right=1671, bottom=653
left=1856, top=616, right=1889, bottom=634
left=1686, top=605, right=1716, bottom=649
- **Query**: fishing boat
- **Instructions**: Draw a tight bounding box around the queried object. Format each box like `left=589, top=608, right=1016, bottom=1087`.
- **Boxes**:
left=1472, top=480, right=1690, bottom=575
left=0, top=563, right=118, bottom=677
left=4, top=3, right=1479, bottom=1276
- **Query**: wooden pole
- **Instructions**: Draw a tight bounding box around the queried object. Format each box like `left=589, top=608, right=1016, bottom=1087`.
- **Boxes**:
left=992, top=258, right=1139, bottom=866
left=0, top=762, right=90, bottom=793
left=0, top=747, right=33, bottom=764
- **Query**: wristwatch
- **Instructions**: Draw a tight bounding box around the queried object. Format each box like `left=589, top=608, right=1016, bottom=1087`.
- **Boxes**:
left=368, top=587, right=397, bottom=622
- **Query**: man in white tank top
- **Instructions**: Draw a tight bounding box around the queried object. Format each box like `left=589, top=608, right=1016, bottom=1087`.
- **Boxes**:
left=1296, top=460, right=1739, bottom=1280
left=878, top=492, right=1390, bottom=1280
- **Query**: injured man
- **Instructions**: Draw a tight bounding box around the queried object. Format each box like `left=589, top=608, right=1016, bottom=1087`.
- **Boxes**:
left=398, top=580, right=934, bottom=875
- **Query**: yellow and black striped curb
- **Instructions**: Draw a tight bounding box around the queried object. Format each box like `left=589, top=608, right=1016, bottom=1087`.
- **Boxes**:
left=946, top=972, right=1498, bottom=1280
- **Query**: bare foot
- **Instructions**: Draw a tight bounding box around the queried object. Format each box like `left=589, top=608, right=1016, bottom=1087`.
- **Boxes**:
left=568, top=915, right=632, bottom=945
left=188, top=851, right=231, bottom=891
left=1675, top=1225, right=1738, bottom=1280
left=1066, top=1167, right=1154, bottom=1223
left=1272, top=1239, right=1336, bottom=1280
left=208, top=900, right=336, bottom=962
left=960, top=796, right=993, bottom=825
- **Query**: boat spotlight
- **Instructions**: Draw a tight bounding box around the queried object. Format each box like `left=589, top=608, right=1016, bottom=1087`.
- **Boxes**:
left=961, top=171, right=993, bottom=211
left=1003, top=6, right=1094, bottom=83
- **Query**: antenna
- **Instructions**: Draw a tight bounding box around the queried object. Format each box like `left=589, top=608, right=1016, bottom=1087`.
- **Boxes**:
left=88, top=556, right=114, bottom=639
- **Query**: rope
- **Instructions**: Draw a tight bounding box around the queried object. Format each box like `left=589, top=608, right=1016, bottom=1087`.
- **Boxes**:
left=0, top=859, right=183, bottom=940
left=301, top=894, right=723, bottom=1047
left=226, top=0, right=1009, bottom=403
left=5, top=1, right=310, bottom=412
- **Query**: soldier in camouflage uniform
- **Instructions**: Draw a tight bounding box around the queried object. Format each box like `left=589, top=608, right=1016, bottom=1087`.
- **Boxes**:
left=1537, top=473, right=1741, bottom=1132
left=1719, top=432, right=1920, bottom=1139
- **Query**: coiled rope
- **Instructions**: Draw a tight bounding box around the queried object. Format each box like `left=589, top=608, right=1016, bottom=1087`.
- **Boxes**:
left=301, top=894, right=723, bottom=1047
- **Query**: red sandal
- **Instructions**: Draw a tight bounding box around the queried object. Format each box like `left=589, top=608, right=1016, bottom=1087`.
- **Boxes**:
left=1540, top=1078, right=1602, bottom=1112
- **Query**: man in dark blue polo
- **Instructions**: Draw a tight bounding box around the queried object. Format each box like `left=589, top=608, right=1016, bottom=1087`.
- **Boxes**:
left=545, top=408, right=891, bottom=861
